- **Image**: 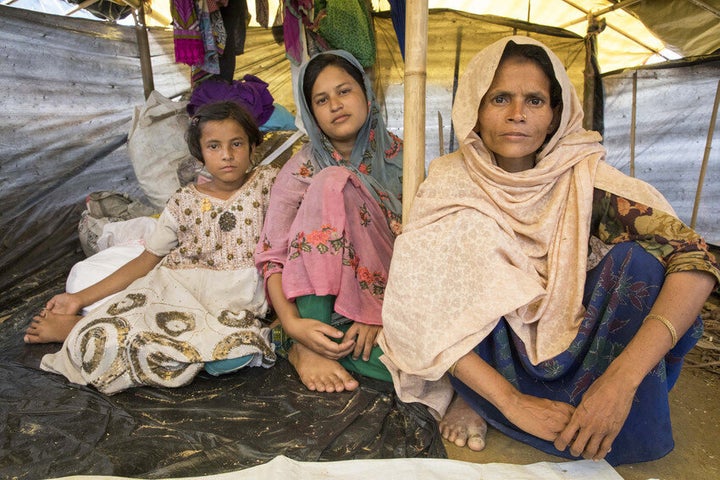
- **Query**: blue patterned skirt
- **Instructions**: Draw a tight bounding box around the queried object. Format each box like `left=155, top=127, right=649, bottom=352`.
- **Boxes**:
left=450, top=242, right=703, bottom=465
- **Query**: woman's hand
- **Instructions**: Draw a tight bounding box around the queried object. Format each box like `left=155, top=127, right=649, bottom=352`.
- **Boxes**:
left=46, top=293, right=84, bottom=315
left=552, top=272, right=716, bottom=461
left=455, top=352, right=575, bottom=442
left=283, top=315, right=356, bottom=360
left=553, top=367, right=636, bottom=460
left=343, top=323, right=381, bottom=361
left=502, top=392, right=576, bottom=442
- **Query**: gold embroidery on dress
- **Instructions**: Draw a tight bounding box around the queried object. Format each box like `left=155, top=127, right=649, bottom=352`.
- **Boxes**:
left=75, top=317, right=130, bottom=386
left=106, top=293, right=146, bottom=315
left=128, top=332, right=202, bottom=384
left=217, top=310, right=256, bottom=328
left=212, top=331, right=276, bottom=361
left=156, top=311, right=196, bottom=337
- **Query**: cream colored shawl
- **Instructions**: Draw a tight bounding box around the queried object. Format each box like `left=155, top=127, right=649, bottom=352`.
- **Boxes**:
left=378, top=36, right=673, bottom=418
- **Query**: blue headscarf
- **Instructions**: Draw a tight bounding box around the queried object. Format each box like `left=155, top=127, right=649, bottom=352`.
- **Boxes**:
left=297, top=49, right=404, bottom=221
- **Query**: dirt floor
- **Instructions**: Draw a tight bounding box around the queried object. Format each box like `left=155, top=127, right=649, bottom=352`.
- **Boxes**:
left=445, top=296, right=720, bottom=480
left=444, top=368, right=719, bottom=479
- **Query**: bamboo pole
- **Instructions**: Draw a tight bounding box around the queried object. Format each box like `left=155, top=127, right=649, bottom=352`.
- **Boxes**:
left=402, top=0, right=428, bottom=221
left=690, top=78, right=720, bottom=229
left=133, top=3, right=155, bottom=100
left=629, top=71, right=637, bottom=177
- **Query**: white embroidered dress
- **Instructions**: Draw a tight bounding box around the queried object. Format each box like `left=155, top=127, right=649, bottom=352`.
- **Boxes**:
left=42, top=166, right=278, bottom=394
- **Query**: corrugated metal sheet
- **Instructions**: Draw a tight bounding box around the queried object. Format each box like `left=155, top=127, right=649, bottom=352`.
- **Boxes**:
left=0, top=6, right=290, bottom=293
left=603, top=60, right=720, bottom=244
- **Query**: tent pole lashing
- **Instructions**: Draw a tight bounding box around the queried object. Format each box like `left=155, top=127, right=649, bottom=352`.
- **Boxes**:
left=560, top=0, right=669, bottom=62
left=558, top=0, right=643, bottom=28
left=691, top=78, right=720, bottom=229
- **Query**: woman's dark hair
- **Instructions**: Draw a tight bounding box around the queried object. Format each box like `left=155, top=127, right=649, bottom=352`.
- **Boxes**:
left=186, top=101, right=262, bottom=163
left=302, top=53, right=367, bottom=114
left=500, top=41, right=563, bottom=111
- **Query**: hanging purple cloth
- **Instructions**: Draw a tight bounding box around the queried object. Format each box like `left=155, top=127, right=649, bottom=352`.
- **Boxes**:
left=171, top=0, right=205, bottom=66
left=187, top=75, right=276, bottom=125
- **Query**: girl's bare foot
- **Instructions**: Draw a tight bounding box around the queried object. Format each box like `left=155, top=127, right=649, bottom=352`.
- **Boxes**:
left=24, top=310, right=82, bottom=344
left=288, top=342, right=359, bottom=392
left=439, top=394, right=488, bottom=451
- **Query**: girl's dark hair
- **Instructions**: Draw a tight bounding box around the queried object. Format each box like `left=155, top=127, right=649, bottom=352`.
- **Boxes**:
left=500, top=41, right=563, bottom=110
left=186, top=101, right=262, bottom=163
left=302, top=53, right=367, bottom=114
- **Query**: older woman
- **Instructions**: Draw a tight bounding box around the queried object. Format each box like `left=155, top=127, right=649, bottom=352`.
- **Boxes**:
left=379, top=36, right=719, bottom=465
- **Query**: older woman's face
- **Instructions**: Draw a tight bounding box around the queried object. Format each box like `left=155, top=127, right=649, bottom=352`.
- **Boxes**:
left=475, top=57, right=559, bottom=172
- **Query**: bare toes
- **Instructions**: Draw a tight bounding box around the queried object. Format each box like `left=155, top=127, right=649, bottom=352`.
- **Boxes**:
left=467, top=433, right=487, bottom=451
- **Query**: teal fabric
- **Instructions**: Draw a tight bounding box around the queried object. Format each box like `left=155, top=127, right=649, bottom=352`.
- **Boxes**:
left=204, top=354, right=254, bottom=376
left=296, top=294, right=391, bottom=382
left=260, top=103, right=297, bottom=132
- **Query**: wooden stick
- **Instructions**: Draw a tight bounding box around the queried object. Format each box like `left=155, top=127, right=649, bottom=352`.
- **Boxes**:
left=629, top=71, right=637, bottom=177
left=691, top=78, right=720, bottom=229
left=402, top=0, right=428, bottom=221
left=686, top=361, right=720, bottom=368
left=437, top=111, right=444, bottom=156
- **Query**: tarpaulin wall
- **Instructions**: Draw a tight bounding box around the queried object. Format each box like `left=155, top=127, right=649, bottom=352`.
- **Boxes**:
left=603, top=59, right=720, bottom=245
left=0, top=6, right=593, bottom=310
left=0, top=6, right=292, bottom=307
left=0, top=7, right=183, bottom=302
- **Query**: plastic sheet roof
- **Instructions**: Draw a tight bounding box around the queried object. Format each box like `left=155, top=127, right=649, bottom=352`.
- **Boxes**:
left=8, top=0, right=720, bottom=73
left=418, top=0, right=720, bottom=72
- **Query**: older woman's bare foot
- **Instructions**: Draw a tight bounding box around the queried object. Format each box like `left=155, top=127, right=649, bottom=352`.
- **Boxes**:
left=288, top=342, right=360, bottom=392
left=24, top=310, right=82, bottom=344
left=439, top=394, right=488, bottom=451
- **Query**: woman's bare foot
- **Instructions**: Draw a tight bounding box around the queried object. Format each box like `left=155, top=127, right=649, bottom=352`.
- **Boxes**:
left=439, top=394, right=488, bottom=451
left=24, top=310, right=82, bottom=344
left=288, top=342, right=360, bottom=392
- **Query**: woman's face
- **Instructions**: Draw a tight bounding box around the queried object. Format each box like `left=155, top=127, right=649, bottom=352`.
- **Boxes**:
left=475, top=57, right=560, bottom=172
left=309, top=64, right=369, bottom=156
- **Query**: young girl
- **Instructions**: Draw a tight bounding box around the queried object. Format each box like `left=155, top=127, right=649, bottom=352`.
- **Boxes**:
left=25, top=101, right=279, bottom=394
left=255, top=50, right=403, bottom=393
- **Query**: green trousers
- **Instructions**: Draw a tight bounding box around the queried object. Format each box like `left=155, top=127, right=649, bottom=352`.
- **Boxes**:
left=295, top=294, right=391, bottom=383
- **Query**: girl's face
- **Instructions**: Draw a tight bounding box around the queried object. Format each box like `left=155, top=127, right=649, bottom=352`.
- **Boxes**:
left=199, top=118, right=253, bottom=192
left=475, top=57, right=560, bottom=172
left=309, top=64, right=368, bottom=157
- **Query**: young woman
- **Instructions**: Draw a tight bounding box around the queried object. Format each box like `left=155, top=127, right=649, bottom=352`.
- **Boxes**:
left=26, top=101, right=279, bottom=394
left=255, top=50, right=403, bottom=393
left=379, top=36, right=719, bottom=465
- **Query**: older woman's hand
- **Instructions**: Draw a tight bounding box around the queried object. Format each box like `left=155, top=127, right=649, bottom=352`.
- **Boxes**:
left=554, top=367, right=636, bottom=460
left=501, top=392, right=575, bottom=442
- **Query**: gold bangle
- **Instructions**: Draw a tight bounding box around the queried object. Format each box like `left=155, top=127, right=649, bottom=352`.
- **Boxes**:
left=644, top=313, right=678, bottom=348
left=448, top=360, right=459, bottom=377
